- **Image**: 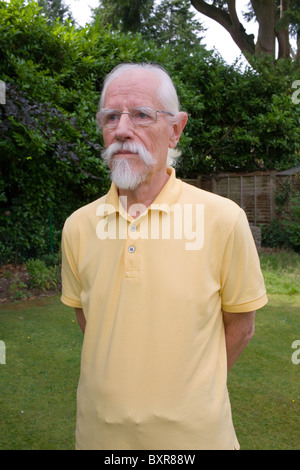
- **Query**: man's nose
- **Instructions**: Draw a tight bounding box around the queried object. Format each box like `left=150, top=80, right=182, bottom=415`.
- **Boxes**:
left=114, top=113, right=134, bottom=140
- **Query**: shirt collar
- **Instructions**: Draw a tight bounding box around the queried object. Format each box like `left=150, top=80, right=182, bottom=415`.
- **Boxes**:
left=104, top=167, right=183, bottom=219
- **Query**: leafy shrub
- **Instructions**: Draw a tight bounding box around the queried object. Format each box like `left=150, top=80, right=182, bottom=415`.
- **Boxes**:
left=262, top=195, right=300, bottom=252
left=261, top=219, right=290, bottom=249
left=26, top=258, right=58, bottom=290
left=9, top=279, right=28, bottom=301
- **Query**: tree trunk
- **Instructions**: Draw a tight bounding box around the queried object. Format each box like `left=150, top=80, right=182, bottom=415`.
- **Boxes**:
left=276, top=0, right=290, bottom=59
left=251, top=0, right=276, bottom=57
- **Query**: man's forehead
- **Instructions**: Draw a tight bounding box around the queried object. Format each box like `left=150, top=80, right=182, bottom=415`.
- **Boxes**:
left=104, top=69, right=162, bottom=106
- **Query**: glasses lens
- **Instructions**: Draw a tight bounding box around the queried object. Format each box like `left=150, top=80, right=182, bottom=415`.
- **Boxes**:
left=130, top=107, right=156, bottom=126
left=99, top=107, right=157, bottom=128
left=100, top=110, right=121, bottom=128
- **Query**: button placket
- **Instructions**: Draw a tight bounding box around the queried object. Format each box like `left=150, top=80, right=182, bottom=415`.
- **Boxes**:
left=124, top=221, right=141, bottom=278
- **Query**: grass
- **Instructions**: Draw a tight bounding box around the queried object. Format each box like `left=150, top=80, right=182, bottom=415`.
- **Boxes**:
left=0, top=250, right=299, bottom=450
left=229, top=250, right=300, bottom=450
left=0, top=297, right=82, bottom=450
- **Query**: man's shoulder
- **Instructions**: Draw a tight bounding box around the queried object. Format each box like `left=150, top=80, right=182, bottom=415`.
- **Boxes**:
left=178, top=180, right=244, bottom=234
left=180, top=180, right=240, bottom=212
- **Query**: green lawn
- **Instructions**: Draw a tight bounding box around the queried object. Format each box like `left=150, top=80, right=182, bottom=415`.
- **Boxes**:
left=228, top=251, right=300, bottom=450
left=0, top=297, right=82, bottom=450
left=0, top=251, right=299, bottom=450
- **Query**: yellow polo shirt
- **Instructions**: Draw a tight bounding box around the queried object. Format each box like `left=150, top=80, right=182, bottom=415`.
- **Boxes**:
left=61, top=167, right=267, bottom=450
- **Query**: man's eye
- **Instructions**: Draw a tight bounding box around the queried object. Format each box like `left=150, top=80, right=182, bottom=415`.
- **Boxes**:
left=131, top=110, right=148, bottom=120
left=107, top=113, right=119, bottom=121
left=138, top=112, right=149, bottom=119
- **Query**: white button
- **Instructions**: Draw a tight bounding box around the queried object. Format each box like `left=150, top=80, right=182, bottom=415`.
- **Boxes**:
left=128, top=245, right=135, bottom=253
left=130, top=225, right=137, bottom=232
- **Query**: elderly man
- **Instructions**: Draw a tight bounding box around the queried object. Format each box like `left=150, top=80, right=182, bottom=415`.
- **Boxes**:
left=61, top=63, right=267, bottom=450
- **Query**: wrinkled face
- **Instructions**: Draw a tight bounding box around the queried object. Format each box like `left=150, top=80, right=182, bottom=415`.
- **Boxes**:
left=101, top=70, right=178, bottom=189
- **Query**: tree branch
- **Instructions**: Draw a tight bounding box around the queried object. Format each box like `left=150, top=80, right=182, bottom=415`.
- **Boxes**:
left=190, top=0, right=255, bottom=57
left=190, top=0, right=233, bottom=31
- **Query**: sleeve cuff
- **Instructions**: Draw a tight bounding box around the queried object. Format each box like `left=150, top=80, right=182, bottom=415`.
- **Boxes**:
left=61, top=294, right=82, bottom=309
left=222, top=293, right=268, bottom=313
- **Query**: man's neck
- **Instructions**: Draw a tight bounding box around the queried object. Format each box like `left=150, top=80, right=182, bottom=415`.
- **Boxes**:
left=118, top=168, right=170, bottom=219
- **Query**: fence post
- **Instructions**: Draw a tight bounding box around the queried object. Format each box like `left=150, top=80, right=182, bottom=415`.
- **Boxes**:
left=270, top=173, right=276, bottom=220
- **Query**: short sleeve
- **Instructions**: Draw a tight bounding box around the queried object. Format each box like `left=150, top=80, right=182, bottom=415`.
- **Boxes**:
left=220, top=209, right=268, bottom=313
left=61, top=219, right=83, bottom=309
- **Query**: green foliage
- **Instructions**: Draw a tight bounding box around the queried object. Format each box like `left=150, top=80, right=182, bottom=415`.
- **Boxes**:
left=93, top=0, right=204, bottom=49
left=37, top=0, right=73, bottom=24
left=285, top=193, right=300, bottom=250
left=145, top=0, right=204, bottom=48
left=0, top=0, right=110, bottom=262
left=92, top=0, right=155, bottom=33
left=262, top=219, right=290, bottom=250
left=9, top=279, right=28, bottom=301
left=174, top=53, right=300, bottom=176
left=262, top=187, right=300, bottom=251
left=26, top=258, right=58, bottom=290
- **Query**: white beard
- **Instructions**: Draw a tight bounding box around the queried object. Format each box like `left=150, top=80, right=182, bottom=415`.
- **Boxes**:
left=109, top=157, right=149, bottom=190
left=101, top=142, right=156, bottom=190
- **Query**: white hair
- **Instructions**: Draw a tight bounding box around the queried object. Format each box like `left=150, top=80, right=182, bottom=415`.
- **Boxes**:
left=98, top=63, right=183, bottom=167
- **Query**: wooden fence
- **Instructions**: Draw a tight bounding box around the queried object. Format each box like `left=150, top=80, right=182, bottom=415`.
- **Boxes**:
left=184, top=166, right=300, bottom=227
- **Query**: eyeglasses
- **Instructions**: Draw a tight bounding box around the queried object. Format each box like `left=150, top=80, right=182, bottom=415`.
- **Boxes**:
left=97, top=106, right=174, bottom=129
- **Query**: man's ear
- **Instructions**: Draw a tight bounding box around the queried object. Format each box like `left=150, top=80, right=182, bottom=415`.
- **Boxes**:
left=169, top=112, right=188, bottom=149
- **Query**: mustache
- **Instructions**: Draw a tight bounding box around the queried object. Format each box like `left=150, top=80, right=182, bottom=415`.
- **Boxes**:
left=101, top=142, right=156, bottom=167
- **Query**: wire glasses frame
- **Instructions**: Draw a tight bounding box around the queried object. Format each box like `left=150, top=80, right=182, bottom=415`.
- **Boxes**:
left=97, top=106, right=174, bottom=129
